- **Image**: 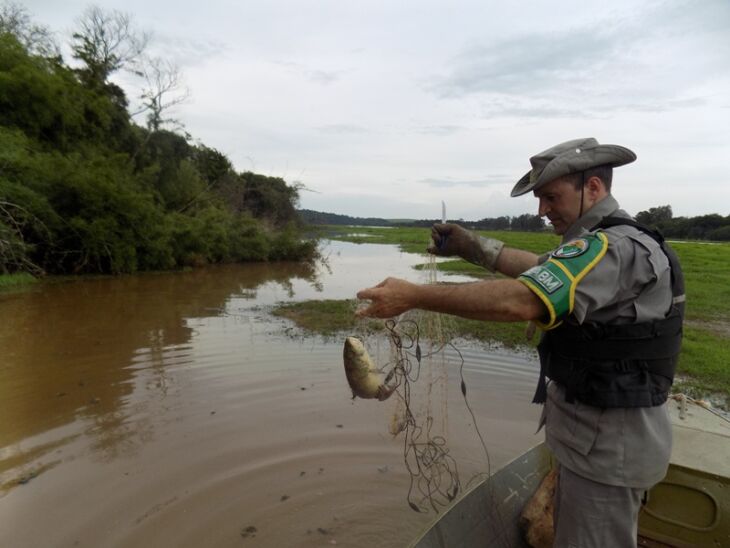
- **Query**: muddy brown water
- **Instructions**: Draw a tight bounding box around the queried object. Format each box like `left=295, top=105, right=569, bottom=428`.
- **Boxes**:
left=0, top=241, right=542, bottom=547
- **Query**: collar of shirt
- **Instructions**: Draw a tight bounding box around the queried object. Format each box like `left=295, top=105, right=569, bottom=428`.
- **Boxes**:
left=561, top=194, right=627, bottom=243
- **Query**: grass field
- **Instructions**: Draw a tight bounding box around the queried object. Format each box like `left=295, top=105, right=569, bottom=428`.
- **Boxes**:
left=277, top=226, right=730, bottom=404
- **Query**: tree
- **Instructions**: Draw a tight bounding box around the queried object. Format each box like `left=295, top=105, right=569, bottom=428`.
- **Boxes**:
left=219, top=172, right=302, bottom=227
left=70, top=6, right=149, bottom=89
left=0, top=2, right=59, bottom=58
left=511, top=213, right=544, bottom=231
left=475, top=216, right=510, bottom=230
left=135, top=56, right=190, bottom=132
left=192, top=145, right=233, bottom=187
left=636, top=205, right=673, bottom=226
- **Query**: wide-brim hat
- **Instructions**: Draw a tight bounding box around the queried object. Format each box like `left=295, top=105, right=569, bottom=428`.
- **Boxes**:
left=510, top=138, right=637, bottom=197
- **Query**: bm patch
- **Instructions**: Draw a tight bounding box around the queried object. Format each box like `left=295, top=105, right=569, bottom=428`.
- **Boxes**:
left=522, top=266, right=564, bottom=294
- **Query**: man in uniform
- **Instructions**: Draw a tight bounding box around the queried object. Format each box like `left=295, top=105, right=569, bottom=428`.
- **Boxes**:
left=356, top=138, right=684, bottom=547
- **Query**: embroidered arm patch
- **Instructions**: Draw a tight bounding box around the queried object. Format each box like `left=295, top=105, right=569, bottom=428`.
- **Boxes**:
left=518, top=232, right=609, bottom=330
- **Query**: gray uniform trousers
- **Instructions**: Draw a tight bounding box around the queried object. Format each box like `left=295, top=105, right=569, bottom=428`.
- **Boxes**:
left=553, top=464, right=645, bottom=548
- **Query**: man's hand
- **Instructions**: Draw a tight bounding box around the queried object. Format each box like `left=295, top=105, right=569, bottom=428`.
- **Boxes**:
left=356, top=277, right=418, bottom=318
left=428, top=223, right=471, bottom=257
left=428, top=223, right=505, bottom=272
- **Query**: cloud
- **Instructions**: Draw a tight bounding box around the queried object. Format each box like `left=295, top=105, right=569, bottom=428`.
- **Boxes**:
left=431, top=28, right=616, bottom=99
left=476, top=98, right=597, bottom=119
left=305, top=69, right=344, bottom=85
left=418, top=176, right=509, bottom=188
left=150, top=34, right=227, bottom=67
left=415, top=125, right=464, bottom=135
left=315, top=124, right=370, bottom=135
left=272, top=60, right=345, bottom=85
left=428, top=0, right=730, bottom=118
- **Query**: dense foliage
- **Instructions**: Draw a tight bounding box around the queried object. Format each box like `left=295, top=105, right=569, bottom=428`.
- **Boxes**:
left=0, top=18, right=315, bottom=275
left=636, top=205, right=730, bottom=241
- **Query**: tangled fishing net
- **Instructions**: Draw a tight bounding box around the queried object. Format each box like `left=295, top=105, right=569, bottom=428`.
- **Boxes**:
left=354, top=253, right=491, bottom=514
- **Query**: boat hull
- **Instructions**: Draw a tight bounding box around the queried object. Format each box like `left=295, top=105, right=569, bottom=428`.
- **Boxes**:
left=409, top=443, right=553, bottom=548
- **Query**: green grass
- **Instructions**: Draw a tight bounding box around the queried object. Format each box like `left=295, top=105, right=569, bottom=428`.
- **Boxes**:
left=0, top=273, right=38, bottom=291
left=271, top=299, right=384, bottom=338
left=413, top=260, right=495, bottom=277
left=671, top=242, right=730, bottom=322
left=677, top=326, right=730, bottom=396
left=322, top=225, right=439, bottom=254
left=300, top=225, right=730, bottom=402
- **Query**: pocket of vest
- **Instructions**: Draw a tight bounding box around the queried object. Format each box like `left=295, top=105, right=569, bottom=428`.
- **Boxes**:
left=545, top=383, right=603, bottom=456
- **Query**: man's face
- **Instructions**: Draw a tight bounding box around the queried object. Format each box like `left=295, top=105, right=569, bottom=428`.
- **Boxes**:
left=533, top=176, right=583, bottom=235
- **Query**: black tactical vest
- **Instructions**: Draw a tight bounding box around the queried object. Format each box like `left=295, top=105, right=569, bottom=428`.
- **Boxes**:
left=532, top=217, right=685, bottom=408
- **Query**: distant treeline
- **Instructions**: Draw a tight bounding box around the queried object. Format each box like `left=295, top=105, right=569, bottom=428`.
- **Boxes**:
left=297, top=209, right=392, bottom=227
left=0, top=5, right=315, bottom=276
left=301, top=205, right=730, bottom=241
left=407, top=214, right=545, bottom=231
left=299, top=209, right=547, bottom=231
left=636, top=206, right=730, bottom=241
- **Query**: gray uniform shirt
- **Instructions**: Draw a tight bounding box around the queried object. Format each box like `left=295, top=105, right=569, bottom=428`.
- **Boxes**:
left=539, top=195, right=674, bottom=488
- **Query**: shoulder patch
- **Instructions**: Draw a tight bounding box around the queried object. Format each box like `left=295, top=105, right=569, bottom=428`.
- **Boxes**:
left=552, top=238, right=591, bottom=259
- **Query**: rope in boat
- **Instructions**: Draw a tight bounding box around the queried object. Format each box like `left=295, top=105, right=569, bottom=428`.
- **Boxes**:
left=669, top=393, right=730, bottom=424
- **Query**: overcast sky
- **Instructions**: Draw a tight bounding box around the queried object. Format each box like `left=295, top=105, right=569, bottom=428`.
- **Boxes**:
left=24, top=0, right=730, bottom=220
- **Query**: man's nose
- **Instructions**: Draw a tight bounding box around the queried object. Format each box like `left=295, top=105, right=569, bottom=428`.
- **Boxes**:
left=538, top=198, right=549, bottom=217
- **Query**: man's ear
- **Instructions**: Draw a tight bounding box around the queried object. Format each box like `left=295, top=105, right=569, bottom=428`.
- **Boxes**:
left=585, top=176, right=607, bottom=200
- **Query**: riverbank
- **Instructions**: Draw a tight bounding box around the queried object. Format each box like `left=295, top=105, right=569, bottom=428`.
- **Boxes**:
left=0, top=273, right=39, bottom=292
left=276, top=226, right=730, bottom=407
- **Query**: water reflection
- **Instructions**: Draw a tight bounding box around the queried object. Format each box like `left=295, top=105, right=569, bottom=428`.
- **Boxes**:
left=0, top=260, right=322, bottom=481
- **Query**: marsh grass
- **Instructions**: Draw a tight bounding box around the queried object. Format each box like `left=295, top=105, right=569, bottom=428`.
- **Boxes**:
left=0, top=273, right=38, bottom=291
left=414, top=260, right=497, bottom=278
left=271, top=299, right=384, bottom=338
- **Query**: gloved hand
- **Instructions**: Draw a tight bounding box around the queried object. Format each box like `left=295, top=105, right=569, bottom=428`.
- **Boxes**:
left=427, top=223, right=504, bottom=272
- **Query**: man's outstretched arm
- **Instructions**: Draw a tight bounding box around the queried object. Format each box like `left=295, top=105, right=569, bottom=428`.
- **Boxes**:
left=356, top=277, right=546, bottom=322
left=494, top=247, right=541, bottom=278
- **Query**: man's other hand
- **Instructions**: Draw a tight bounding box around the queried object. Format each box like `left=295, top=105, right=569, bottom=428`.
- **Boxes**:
left=428, top=223, right=471, bottom=257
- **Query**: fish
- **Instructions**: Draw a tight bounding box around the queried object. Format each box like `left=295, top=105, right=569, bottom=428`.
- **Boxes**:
left=343, top=336, right=396, bottom=401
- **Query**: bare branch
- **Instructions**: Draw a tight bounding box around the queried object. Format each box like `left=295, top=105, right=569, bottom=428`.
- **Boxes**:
left=137, top=56, right=191, bottom=131
left=0, top=1, right=60, bottom=57
left=0, top=199, right=46, bottom=275
left=71, top=5, right=150, bottom=85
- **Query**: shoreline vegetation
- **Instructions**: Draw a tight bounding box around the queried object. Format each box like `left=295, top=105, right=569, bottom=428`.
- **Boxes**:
left=1, top=9, right=317, bottom=279
left=0, top=272, right=38, bottom=291
left=274, top=226, right=730, bottom=409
